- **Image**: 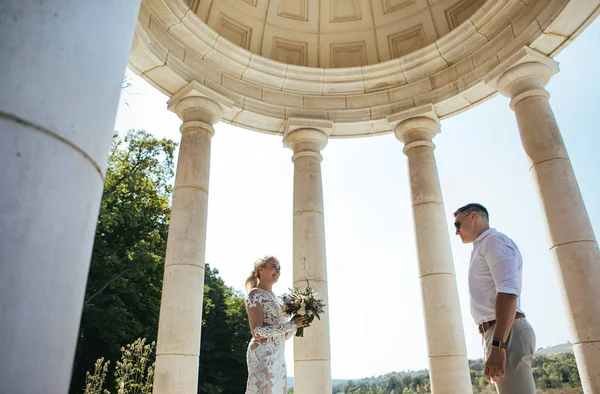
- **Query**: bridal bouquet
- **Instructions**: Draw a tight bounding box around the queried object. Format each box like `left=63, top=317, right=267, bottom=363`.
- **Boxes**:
left=280, top=284, right=326, bottom=337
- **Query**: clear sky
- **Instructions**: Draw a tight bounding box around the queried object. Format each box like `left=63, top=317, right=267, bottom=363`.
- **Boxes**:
left=114, top=19, right=600, bottom=380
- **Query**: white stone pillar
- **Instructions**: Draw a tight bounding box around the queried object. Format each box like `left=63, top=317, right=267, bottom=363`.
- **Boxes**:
left=284, top=118, right=333, bottom=394
left=153, top=82, right=233, bottom=394
left=0, top=1, right=141, bottom=393
left=391, top=114, right=473, bottom=394
left=498, top=59, right=600, bottom=393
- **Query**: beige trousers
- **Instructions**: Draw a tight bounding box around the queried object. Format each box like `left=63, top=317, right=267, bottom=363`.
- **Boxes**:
left=483, top=318, right=537, bottom=394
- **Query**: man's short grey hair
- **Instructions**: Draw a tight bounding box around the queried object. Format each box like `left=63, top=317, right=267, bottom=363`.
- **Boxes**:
left=454, top=203, right=489, bottom=219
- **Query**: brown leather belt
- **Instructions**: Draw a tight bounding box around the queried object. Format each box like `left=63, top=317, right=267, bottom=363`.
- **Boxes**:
left=478, top=312, right=525, bottom=334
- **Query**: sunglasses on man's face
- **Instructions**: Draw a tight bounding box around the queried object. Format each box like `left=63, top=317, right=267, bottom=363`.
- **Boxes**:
left=454, top=213, right=473, bottom=231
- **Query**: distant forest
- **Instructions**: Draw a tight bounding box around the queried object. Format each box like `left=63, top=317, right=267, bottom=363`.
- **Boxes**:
left=328, top=353, right=581, bottom=394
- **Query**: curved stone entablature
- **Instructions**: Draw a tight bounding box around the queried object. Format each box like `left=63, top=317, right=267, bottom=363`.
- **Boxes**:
left=129, top=0, right=600, bottom=137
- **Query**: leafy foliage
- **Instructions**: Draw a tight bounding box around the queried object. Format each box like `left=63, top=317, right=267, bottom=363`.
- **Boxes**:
left=199, top=265, right=252, bottom=393
left=85, top=358, right=110, bottom=394
left=532, top=353, right=581, bottom=390
left=332, top=371, right=430, bottom=394
left=114, top=338, right=156, bottom=394
left=83, top=338, right=155, bottom=394
left=71, top=130, right=251, bottom=393
left=71, top=130, right=175, bottom=393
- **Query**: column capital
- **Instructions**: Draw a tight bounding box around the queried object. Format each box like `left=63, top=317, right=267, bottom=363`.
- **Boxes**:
left=167, top=81, right=235, bottom=131
left=492, top=48, right=559, bottom=109
left=284, top=118, right=332, bottom=161
left=387, top=104, right=440, bottom=154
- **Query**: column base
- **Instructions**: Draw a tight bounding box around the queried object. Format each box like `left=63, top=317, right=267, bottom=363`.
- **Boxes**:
left=573, top=341, right=600, bottom=393
left=428, top=355, right=473, bottom=394
left=154, top=354, right=199, bottom=394
left=293, top=359, right=332, bottom=394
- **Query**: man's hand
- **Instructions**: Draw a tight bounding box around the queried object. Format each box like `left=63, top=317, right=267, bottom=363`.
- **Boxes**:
left=485, top=347, right=506, bottom=382
left=487, top=292, right=516, bottom=383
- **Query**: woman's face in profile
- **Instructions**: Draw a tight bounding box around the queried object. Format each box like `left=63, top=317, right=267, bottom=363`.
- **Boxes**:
left=260, top=259, right=281, bottom=284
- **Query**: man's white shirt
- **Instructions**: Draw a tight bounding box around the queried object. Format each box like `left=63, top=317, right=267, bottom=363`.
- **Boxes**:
left=469, top=228, right=524, bottom=325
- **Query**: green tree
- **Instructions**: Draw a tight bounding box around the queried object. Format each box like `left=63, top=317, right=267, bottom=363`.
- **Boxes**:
left=533, top=353, right=581, bottom=390
left=70, top=130, right=175, bottom=393
left=384, top=375, right=400, bottom=392
left=70, top=130, right=252, bottom=393
left=198, top=265, right=251, bottom=393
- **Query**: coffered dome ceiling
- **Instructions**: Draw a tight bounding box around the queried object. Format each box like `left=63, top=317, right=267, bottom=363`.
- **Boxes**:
left=187, top=0, right=486, bottom=68
left=130, top=0, right=599, bottom=137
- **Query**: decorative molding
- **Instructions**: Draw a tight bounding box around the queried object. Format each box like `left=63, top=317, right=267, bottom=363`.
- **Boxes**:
left=331, top=0, right=362, bottom=22
left=186, top=0, right=201, bottom=13
left=242, top=0, right=259, bottom=6
left=284, top=118, right=333, bottom=150
left=167, top=80, right=235, bottom=115
left=387, top=103, right=439, bottom=143
left=271, top=37, right=309, bottom=66
left=388, top=24, right=426, bottom=59
left=382, top=0, right=415, bottom=15
left=330, top=41, right=368, bottom=68
left=130, top=0, right=592, bottom=138
left=278, top=0, right=309, bottom=21
left=445, top=0, right=483, bottom=30
left=219, top=13, right=253, bottom=50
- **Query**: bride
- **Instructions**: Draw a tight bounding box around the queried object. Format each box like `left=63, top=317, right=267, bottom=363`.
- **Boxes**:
left=244, top=256, right=309, bottom=394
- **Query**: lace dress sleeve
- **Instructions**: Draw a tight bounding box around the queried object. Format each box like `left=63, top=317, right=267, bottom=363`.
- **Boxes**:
left=246, top=290, right=296, bottom=339
left=254, top=321, right=296, bottom=339
left=283, top=330, right=296, bottom=340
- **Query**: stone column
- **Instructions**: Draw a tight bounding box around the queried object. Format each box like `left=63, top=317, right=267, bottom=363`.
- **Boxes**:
left=497, top=59, right=600, bottom=393
left=390, top=113, right=472, bottom=394
left=0, top=1, right=141, bottom=393
left=284, top=118, right=333, bottom=394
left=153, top=82, right=233, bottom=394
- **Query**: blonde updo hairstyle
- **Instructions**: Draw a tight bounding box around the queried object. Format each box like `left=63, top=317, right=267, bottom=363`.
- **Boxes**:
left=245, top=255, right=277, bottom=291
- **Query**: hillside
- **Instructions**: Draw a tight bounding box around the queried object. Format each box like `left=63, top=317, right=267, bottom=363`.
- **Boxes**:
left=287, top=378, right=349, bottom=389
left=287, top=370, right=428, bottom=390
left=287, top=343, right=576, bottom=391
left=536, top=342, right=573, bottom=355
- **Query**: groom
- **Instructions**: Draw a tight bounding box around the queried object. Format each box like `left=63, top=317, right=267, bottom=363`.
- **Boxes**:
left=453, top=203, right=536, bottom=393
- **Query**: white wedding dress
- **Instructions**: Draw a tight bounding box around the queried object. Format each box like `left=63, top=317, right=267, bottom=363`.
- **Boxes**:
left=245, top=288, right=296, bottom=394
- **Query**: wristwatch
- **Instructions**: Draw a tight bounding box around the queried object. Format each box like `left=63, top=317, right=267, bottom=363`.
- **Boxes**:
left=491, top=339, right=507, bottom=349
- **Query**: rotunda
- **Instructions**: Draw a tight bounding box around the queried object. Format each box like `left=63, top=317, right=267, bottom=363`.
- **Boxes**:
left=2, top=1, right=599, bottom=393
